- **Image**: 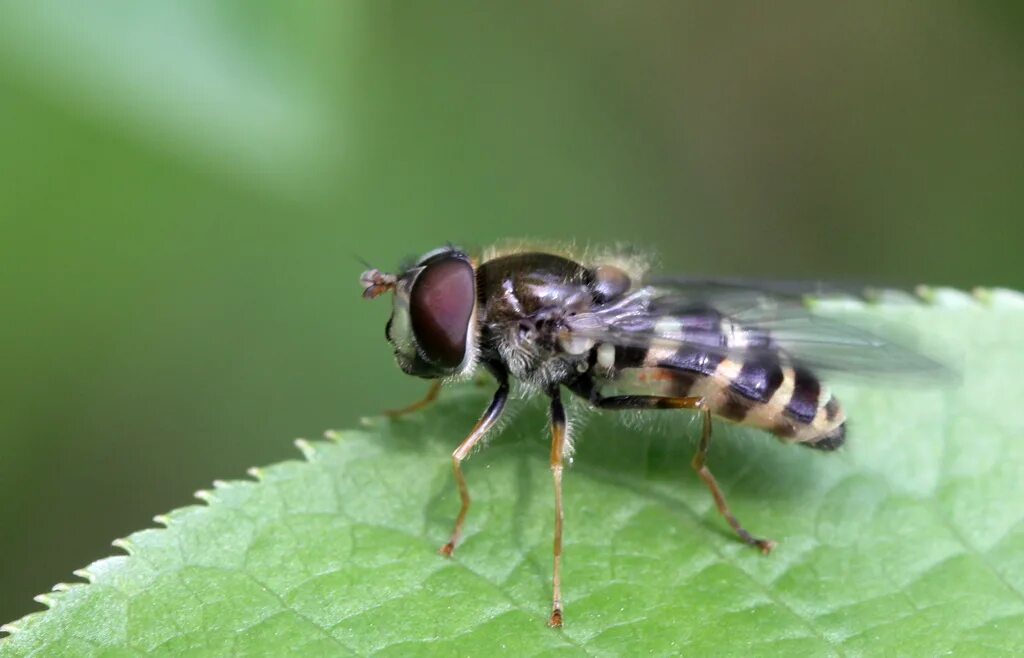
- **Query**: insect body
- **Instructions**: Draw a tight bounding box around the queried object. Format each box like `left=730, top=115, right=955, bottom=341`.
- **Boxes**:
left=360, top=243, right=936, bottom=627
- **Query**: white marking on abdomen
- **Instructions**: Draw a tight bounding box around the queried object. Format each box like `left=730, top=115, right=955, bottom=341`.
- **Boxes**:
left=689, top=358, right=742, bottom=403
left=720, top=318, right=751, bottom=349
left=655, top=316, right=685, bottom=339
left=597, top=343, right=616, bottom=370
left=817, top=385, right=832, bottom=411
left=559, top=334, right=594, bottom=355
left=643, top=317, right=685, bottom=367
left=643, top=340, right=678, bottom=367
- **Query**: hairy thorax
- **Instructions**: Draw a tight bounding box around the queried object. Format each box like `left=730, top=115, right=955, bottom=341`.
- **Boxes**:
left=476, top=252, right=596, bottom=390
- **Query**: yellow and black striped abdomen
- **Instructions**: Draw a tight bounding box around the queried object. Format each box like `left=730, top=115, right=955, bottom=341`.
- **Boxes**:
left=702, top=359, right=847, bottom=450
left=594, top=342, right=847, bottom=451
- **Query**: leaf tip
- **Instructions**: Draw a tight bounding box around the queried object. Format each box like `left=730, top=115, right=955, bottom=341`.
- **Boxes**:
left=294, top=438, right=317, bottom=460
left=916, top=285, right=977, bottom=308
left=111, top=538, right=135, bottom=555
left=72, top=568, right=95, bottom=583
left=973, top=287, right=1024, bottom=308
left=32, top=594, right=57, bottom=609
left=863, top=287, right=920, bottom=305
left=807, top=295, right=865, bottom=312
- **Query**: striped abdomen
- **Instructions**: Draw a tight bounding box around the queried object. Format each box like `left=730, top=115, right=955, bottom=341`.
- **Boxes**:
left=590, top=341, right=847, bottom=450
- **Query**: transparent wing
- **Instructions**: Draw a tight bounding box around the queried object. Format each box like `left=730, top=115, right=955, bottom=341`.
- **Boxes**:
left=564, top=280, right=951, bottom=380
left=644, top=276, right=875, bottom=302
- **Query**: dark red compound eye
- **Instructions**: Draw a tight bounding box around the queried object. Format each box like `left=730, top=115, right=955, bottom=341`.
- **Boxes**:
left=409, top=256, right=476, bottom=369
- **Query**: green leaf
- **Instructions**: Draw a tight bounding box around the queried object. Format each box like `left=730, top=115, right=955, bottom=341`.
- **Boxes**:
left=3, top=290, right=1024, bottom=656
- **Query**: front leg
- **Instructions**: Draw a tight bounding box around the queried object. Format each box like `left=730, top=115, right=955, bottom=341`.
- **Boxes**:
left=384, top=380, right=442, bottom=419
left=439, top=370, right=509, bottom=557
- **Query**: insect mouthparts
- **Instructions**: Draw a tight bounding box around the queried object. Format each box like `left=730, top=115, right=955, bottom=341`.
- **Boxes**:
left=360, top=269, right=397, bottom=299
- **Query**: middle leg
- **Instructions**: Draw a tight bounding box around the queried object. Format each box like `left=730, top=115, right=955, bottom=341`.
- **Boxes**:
left=547, top=386, right=568, bottom=628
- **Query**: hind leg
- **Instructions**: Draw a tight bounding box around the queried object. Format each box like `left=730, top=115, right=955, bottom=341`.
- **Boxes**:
left=585, top=391, right=774, bottom=554
left=690, top=403, right=775, bottom=554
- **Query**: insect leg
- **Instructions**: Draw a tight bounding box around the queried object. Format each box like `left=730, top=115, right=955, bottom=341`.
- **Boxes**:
left=586, top=391, right=775, bottom=554
left=439, top=373, right=509, bottom=557
left=384, top=380, right=443, bottom=419
left=690, top=403, right=776, bottom=555
left=547, top=386, right=567, bottom=628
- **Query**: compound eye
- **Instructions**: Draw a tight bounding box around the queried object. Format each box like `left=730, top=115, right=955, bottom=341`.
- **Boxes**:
left=409, top=256, right=476, bottom=369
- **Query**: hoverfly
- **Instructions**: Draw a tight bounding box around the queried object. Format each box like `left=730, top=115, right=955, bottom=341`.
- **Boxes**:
left=360, top=242, right=942, bottom=628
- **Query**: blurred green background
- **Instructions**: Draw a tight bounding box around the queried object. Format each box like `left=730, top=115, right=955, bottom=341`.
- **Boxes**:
left=2, top=1, right=1022, bottom=626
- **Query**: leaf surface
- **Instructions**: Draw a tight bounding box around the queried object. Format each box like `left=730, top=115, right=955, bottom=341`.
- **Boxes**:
left=3, top=290, right=1024, bottom=657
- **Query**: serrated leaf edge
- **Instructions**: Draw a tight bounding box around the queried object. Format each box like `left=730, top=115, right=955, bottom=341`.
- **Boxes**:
left=812, top=285, right=1024, bottom=310
left=0, top=430, right=356, bottom=641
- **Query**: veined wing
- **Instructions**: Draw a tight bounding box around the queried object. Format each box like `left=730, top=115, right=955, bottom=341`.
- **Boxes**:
left=564, top=280, right=951, bottom=380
